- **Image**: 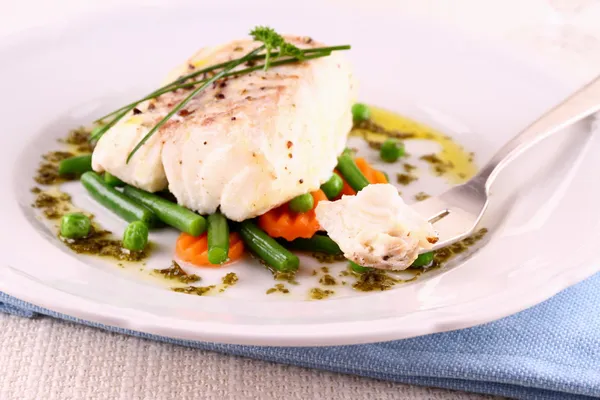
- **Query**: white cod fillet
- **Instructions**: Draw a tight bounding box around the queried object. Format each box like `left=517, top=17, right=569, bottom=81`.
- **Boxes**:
left=92, top=36, right=356, bottom=221
left=315, top=184, right=438, bottom=270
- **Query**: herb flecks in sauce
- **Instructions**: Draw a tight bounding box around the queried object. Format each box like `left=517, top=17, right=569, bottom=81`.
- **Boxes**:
left=403, top=163, right=417, bottom=173
left=35, top=127, right=93, bottom=185
left=352, top=270, right=400, bottom=292
left=43, top=151, right=73, bottom=163
left=32, top=190, right=73, bottom=220
left=414, top=192, right=430, bottom=201
left=319, top=274, right=337, bottom=286
left=309, top=288, right=334, bottom=300
left=173, top=285, right=215, bottom=296
left=218, top=272, right=240, bottom=293
left=155, top=261, right=200, bottom=284
left=62, top=126, right=93, bottom=149
left=427, top=228, right=488, bottom=269
left=273, top=271, right=298, bottom=285
left=222, top=272, right=239, bottom=286
left=62, top=226, right=148, bottom=262
left=420, top=154, right=455, bottom=176
left=266, top=283, right=290, bottom=295
left=396, top=173, right=418, bottom=186
left=35, top=158, right=64, bottom=185
left=312, top=252, right=346, bottom=263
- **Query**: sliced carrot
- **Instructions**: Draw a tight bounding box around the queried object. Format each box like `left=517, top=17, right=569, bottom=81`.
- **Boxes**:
left=258, top=190, right=327, bottom=241
left=175, top=232, right=245, bottom=267
left=337, top=157, right=388, bottom=197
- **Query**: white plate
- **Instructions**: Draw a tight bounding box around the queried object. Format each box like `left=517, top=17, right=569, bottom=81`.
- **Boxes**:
left=1, top=3, right=599, bottom=346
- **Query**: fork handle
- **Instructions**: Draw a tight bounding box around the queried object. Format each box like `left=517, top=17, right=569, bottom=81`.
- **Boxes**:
left=473, top=75, right=600, bottom=192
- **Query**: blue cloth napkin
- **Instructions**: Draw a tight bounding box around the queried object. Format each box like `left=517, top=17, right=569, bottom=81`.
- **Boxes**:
left=2, top=274, right=600, bottom=400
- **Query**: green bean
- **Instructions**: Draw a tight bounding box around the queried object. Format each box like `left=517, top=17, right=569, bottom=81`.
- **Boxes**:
left=123, top=185, right=206, bottom=236
left=320, top=174, right=343, bottom=200
left=380, top=139, right=405, bottom=163
left=239, top=220, right=299, bottom=273
left=80, top=172, right=158, bottom=226
left=288, top=193, right=314, bottom=213
left=104, top=172, right=125, bottom=187
left=207, top=213, right=229, bottom=264
left=411, top=252, right=434, bottom=268
left=58, top=155, right=93, bottom=176
left=351, top=103, right=370, bottom=121
left=349, top=261, right=372, bottom=273
left=283, top=234, right=342, bottom=255
left=60, top=213, right=91, bottom=239
left=336, top=153, right=370, bottom=192
left=122, top=221, right=149, bottom=251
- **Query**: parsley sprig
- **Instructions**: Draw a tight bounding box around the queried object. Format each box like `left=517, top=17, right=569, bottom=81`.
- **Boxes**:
left=92, top=27, right=350, bottom=162
left=250, top=26, right=305, bottom=70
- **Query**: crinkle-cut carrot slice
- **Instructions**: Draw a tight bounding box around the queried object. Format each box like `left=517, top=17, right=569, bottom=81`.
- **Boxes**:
left=258, top=190, right=327, bottom=241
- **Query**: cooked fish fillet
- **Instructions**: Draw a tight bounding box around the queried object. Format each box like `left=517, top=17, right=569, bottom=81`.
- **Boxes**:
left=315, top=184, right=437, bottom=270
left=92, top=36, right=356, bottom=221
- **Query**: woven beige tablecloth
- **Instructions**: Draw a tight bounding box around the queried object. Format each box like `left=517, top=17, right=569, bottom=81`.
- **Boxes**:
left=2, top=1, right=598, bottom=399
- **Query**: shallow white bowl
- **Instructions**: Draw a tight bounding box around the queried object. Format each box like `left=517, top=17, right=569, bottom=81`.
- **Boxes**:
left=0, top=3, right=598, bottom=346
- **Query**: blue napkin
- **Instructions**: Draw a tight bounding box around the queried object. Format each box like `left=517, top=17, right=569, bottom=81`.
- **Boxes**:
left=2, top=273, right=599, bottom=400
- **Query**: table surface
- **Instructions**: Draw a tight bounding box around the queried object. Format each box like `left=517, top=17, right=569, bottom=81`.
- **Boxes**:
left=2, top=1, right=598, bottom=399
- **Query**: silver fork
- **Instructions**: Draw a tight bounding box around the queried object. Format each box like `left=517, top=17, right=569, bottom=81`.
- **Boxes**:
left=412, top=75, right=600, bottom=252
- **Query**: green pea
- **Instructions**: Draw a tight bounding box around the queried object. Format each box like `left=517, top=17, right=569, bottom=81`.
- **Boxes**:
left=411, top=252, right=434, bottom=268
left=351, top=103, right=371, bottom=121
left=320, top=174, right=343, bottom=200
left=289, top=193, right=314, bottom=213
left=380, top=139, right=405, bottom=163
left=349, top=261, right=372, bottom=273
left=122, top=221, right=149, bottom=251
left=60, top=213, right=91, bottom=239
